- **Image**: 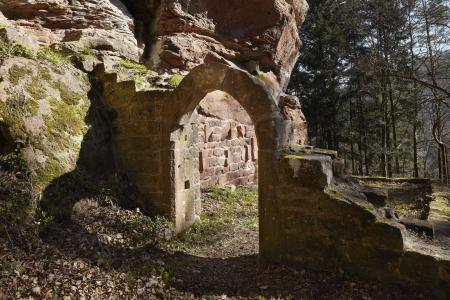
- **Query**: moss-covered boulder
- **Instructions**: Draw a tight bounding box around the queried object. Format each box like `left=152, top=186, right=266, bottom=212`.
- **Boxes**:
left=0, top=56, right=91, bottom=194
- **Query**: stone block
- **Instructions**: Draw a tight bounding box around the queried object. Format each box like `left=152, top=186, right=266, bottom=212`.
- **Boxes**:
left=363, top=221, right=404, bottom=252
left=231, top=138, right=242, bottom=146
left=121, top=155, right=161, bottom=173
left=399, top=217, right=434, bottom=239
left=213, top=148, right=224, bottom=156
left=281, top=154, right=333, bottom=190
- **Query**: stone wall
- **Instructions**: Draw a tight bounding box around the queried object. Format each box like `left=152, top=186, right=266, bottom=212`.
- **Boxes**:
left=277, top=148, right=450, bottom=299
left=196, top=91, right=258, bottom=188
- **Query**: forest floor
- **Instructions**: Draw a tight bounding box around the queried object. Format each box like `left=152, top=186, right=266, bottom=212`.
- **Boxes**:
left=0, top=187, right=433, bottom=299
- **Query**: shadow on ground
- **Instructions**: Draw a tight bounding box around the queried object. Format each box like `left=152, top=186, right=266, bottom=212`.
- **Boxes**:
left=38, top=214, right=427, bottom=300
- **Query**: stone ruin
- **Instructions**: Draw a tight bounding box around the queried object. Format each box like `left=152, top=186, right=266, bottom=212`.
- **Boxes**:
left=95, top=61, right=450, bottom=297
left=1, top=0, right=450, bottom=297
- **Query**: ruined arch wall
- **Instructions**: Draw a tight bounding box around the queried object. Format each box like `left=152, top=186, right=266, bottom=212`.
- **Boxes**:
left=97, top=63, right=450, bottom=297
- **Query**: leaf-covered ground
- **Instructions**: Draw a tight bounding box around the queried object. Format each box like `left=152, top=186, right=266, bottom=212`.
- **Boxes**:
left=0, top=187, right=431, bottom=299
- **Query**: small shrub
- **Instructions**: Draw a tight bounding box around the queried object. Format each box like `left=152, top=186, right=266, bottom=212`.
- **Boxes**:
left=34, top=207, right=54, bottom=227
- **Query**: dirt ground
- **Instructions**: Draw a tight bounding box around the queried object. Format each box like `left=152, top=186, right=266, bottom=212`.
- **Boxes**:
left=0, top=187, right=431, bottom=299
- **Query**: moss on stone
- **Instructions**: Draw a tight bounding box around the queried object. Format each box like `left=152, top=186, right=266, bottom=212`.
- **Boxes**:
left=47, top=97, right=89, bottom=136
left=36, top=46, right=68, bottom=65
left=29, top=100, right=39, bottom=117
left=82, top=47, right=94, bottom=56
left=283, top=145, right=338, bottom=159
left=9, top=65, right=32, bottom=84
left=32, top=158, right=67, bottom=190
left=0, top=99, right=27, bottom=139
left=283, top=154, right=305, bottom=159
left=26, top=76, right=46, bottom=100
left=119, top=58, right=147, bottom=72
left=51, top=80, right=83, bottom=106
left=168, top=74, right=183, bottom=87
left=324, top=188, right=346, bottom=201
left=0, top=43, right=35, bottom=59
left=38, top=66, right=52, bottom=82
left=255, top=71, right=267, bottom=80
left=133, top=73, right=147, bottom=87
left=325, top=187, right=376, bottom=216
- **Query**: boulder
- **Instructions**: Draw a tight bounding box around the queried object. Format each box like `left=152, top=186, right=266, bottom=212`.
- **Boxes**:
left=151, top=0, right=309, bottom=89
left=0, top=0, right=140, bottom=60
left=0, top=55, right=91, bottom=193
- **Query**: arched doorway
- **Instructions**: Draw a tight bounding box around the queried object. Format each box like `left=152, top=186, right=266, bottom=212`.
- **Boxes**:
left=169, top=90, right=260, bottom=232
left=160, top=63, right=285, bottom=261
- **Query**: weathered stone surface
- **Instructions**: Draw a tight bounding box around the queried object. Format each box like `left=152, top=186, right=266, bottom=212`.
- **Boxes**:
left=351, top=176, right=433, bottom=220
left=0, top=55, right=90, bottom=192
left=400, top=217, right=434, bottom=239
left=360, top=186, right=388, bottom=207
left=277, top=154, right=450, bottom=298
left=278, top=93, right=308, bottom=145
left=0, top=0, right=140, bottom=60
left=150, top=0, right=309, bottom=89
left=282, top=154, right=333, bottom=189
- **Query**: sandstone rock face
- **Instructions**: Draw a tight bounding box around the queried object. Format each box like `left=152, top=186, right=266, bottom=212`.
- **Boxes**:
left=0, top=0, right=140, bottom=60
left=279, top=93, right=308, bottom=145
left=151, top=0, right=309, bottom=89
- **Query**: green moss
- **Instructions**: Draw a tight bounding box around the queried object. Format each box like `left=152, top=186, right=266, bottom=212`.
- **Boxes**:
left=0, top=43, right=35, bottom=59
left=36, top=46, right=68, bottom=65
left=51, top=80, right=82, bottom=106
left=284, top=154, right=305, bottom=159
left=283, top=145, right=338, bottom=159
left=170, top=187, right=258, bottom=252
left=0, top=43, right=69, bottom=65
left=38, top=67, right=52, bottom=82
left=0, top=99, right=27, bottom=139
left=9, top=65, right=32, bottom=85
left=26, top=76, right=46, bottom=100
left=32, top=158, right=66, bottom=190
left=46, top=97, right=88, bottom=136
left=119, top=58, right=147, bottom=72
left=255, top=71, right=267, bottom=80
left=29, top=100, right=39, bottom=117
left=133, top=73, right=147, bottom=87
left=82, top=47, right=94, bottom=56
left=0, top=24, right=6, bottom=30
left=168, top=74, right=183, bottom=87
left=325, top=188, right=345, bottom=201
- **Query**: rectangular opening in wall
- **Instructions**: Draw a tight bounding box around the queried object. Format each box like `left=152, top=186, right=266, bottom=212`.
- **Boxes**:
left=185, top=180, right=190, bottom=189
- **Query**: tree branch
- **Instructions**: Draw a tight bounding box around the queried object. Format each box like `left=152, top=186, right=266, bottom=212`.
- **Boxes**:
left=391, top=73, right=450, bottom=98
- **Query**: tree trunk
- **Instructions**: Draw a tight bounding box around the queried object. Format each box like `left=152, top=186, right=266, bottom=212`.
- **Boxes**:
left=413, top=122, right=419, bottom=178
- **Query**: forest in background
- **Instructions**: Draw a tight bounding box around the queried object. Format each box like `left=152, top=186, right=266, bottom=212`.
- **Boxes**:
left=289, top=0, right=450, bottom=184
